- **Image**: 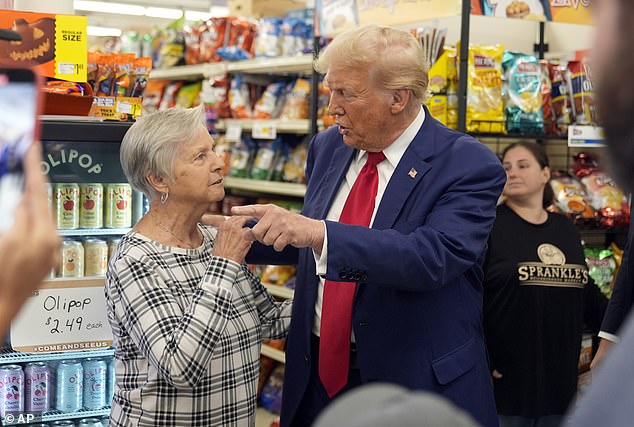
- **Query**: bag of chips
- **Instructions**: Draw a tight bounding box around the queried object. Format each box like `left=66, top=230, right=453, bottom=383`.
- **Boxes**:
left=585, top=247, right=617, bottom=298
left=261, top=265, right=297, bottom=286
left=129, top=57, right=152, bottom=98
left=142, top=79, right=168, bottom=114
left=550, top=171, right=596, bottom=225
left=283, top=143, right=308, bottom=183
left=229, top=74, right=252, bottom=119
left=279, top=79, right=311, bottom=120
left=229, top=138, right=255, bottom=178
left=503, top=52, right=543, bottom=135
left=572, top=153, right=630, bottom=229
left=540, top=60, right=555, bottom=135
left=549, top=63, right=573, bottom=136
left=199, top=18, right=227, bottom=63
left=254, top=82, right=286, bottom=119
left=465, top=44, right=505, bottom=134
left=251, top=139, right=282, bottom=180
left=175, top=82, right=202, bottom=108
left=567, top=60, right=596, bottom=125
left=159, top=82, right=183, bottom=110
left=255, top=17, right=282, bottom=58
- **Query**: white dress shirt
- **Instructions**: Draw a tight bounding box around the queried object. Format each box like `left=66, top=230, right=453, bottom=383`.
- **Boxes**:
left=312, top=107, right=426, bottom=337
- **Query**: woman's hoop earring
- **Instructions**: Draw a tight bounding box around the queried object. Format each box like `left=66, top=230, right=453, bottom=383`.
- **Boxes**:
left=160, top=192, right=169, bottom=204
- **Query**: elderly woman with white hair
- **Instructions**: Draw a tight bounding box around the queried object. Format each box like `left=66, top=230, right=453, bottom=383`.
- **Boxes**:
left=105, top=106, right=292, bottom=427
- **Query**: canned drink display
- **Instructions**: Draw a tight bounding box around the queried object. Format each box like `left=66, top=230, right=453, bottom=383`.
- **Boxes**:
left=108, top=238, right=122, bottom=261
left=29, top=424, right=50, bottom=427
left=50, top=421, right=75, bottom=426
left=0, top=365, right=24, bottom=417
left=25, top=362, right=50, bottom=412
left=54, top=183, right=80, bottom=230
left=105, top=184, right=132, bottom=228
left=82, top=359, right=107, bottom=409
left=78, top=418, right=104, bottom=427
left=80, top=184, right=104, bottom=228
left=55, top=360, right=83, bottom=413
left=58, top=240, right=84, bottom=278
left=83, top=239, right=108, bottom=277
left=107, top=357, right=115, bottom=404
left=101, top=414, right=110, bottom=427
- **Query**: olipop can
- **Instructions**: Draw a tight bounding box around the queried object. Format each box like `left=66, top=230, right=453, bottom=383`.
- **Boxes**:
left=80, top=183, right=104, bottom=228
left=25, top=362, right=50, bottom=412
left=105, top=184, right=132, bottom=228
left=54, top=183, right=80, bottom=229
left=78, top=418, right=104, bottom=427
left=55, top=360, right=83, bottom=413
left=58, top=240, right=84, bottom=278
left=0, top=365, right=24, bottom=417
left=83, top=238, right=108, bottom=277
left=82, top=359, right=107, bottom=410
left=107, top=357, right=115, bottom=404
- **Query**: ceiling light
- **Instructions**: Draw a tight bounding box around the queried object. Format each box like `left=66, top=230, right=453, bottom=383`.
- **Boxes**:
left=185, top=10, right=211, bottom=21
left=87, top=25, right=123, bottom=37
left=145, top=7, right=183, bottom=19
left=74, top=0, right=145, bottom=15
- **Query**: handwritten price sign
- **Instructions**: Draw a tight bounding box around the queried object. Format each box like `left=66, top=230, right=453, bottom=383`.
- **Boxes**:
left=10, top=279, right=112, bottom=353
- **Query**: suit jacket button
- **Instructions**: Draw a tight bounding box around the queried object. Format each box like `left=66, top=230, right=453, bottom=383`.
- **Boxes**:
left=304, top=355, right=309, bottom=363
left=361, top=274, right=368, bottom=281
left=340, top=272, right=348, bottom=279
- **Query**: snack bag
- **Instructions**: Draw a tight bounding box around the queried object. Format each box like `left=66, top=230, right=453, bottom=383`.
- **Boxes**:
left=213, top=135, right=232, bottom=176
left=260, top=364, right=284, bottom=414
left=250, top=139, right=281, bottom=180
left=261, top=265, right=297, bottom=286
left=567, top=61, right=596, bottom=125
left=175, top=82, right=202, bottom=108
left=255, top=17, right=282, bottom=58
left=428, top=50, right=450, bottom=95
left=129, top=57, right=152, bottom=97
left=279, top=79, right=311, bottom=120
left=428, top=95, right=448, bottom=126
left=549, top=63, right=573, bottom=136
left=200, top=18, right=227, bottom=63
left=466, top=44, right=505, bottom=134
left=159, top=82, right=183, bottom=110
left=217, top=18, right=257, bottom=61
left=229, top=74, right=252, bottom=119
left=550, top=171, right=595, bottom=225
left=95, top=53, right=115, bottom=97
left=540, top=60, right=555, bottom=135
left=585, top=247, right=616, bottom=298
left=229, top=138, right=255, bottom=178
left=113, top=53, right=135, bottom=97
left=502, top=52, right=543, bottom=135
left=254, top=82, right=286, bottom=119
left=283, top=143, right=308, bottom=183
left=271, top=143, right=290, bottom=182
left=157, top=26, right=186, bottom=69
left=87, top=51, right=99, bottom=93
left=184, top=22, right=202, bottom=65
left=142, top=79, right=168, bottom=113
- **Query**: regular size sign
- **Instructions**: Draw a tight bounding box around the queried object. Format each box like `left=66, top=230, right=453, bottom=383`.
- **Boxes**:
left=10, top=279, right=113, bottom=353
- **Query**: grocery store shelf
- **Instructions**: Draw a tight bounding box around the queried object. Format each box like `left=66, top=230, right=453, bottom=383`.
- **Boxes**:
left=0, top=346, right=114, bottom=364
left=58, top=228, right=131, bottom=237
left=264, top=284, right=294, bottom=300
left=216, top=119, right=317, bottom=134
left=474, top=133, right=567, bottom=141
left=227, top=55, right=313, bottom=74
left=261, top=344, right=285, bottom=364
left=149, top=63, right=225, bottom=80
left=256, top=407, right=279, bottom=427
left=44, top=277, right=105, bottom=286
left=148, top=55, right=314, bottom=81
left=224, top=177, right=306, bottom=198
left=3, top=407, right=111, bottom=425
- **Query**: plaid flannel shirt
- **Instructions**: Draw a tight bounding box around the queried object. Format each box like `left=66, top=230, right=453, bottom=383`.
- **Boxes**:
left=105, top=225, right=292, bottom=426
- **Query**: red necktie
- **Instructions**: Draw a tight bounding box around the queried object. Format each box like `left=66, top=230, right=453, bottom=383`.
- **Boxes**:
left=319, top=151, right=386, bottom=397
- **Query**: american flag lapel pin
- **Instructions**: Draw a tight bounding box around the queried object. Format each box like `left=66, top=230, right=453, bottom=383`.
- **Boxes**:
left=408, top=168, right=417, bottom=179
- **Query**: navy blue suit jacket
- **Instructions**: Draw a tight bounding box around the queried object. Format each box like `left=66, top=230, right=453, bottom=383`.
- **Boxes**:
left=249, top=110, right=506, bottom=427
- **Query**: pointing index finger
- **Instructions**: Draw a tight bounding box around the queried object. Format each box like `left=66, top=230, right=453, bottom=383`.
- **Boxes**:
left=231, top=204, right=270, bottom=218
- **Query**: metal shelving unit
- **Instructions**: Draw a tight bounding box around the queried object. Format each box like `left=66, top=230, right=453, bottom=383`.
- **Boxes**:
left=224, top=177, right=306, bottom=198
left=3, top=407, right=111, bottom=425
left=58, top=228, right=131, bottom=237
left=263, top=284, right=294, bottom=300
left=0, top=346, right=114, bottom=364
left=216, top=119, right=322, bottom=134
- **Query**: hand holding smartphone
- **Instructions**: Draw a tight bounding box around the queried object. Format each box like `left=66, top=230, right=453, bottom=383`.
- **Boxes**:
left=0, top=64, right=42, bottom=232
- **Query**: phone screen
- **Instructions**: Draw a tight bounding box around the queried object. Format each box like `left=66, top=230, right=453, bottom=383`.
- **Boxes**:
left=0, top=67, right=39, bottom=233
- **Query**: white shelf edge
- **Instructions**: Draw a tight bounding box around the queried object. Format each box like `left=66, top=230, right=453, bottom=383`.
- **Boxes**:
left=261, top=344, right=285, bottom=364
left=149, top=63, right=225, bottom=80
left=263, top=284, right=294, bottom=300
left=216, top=119, right=311, bottom=134
left=227, top=55, right=314, bottom=74
left=58, top=228, right=131, bottom=237
left=224, top=177, right=306, bottom=198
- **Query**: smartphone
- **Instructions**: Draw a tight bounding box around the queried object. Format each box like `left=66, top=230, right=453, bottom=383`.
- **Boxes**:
left=0, top=65, right=42, bottom=233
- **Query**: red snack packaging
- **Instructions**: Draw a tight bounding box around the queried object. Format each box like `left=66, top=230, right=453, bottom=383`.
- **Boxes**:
left=113, top=53, right=135, bottom=97
left=540, top=60, right=555, bottom=135
left=572, top=153, right=629, bottom=229
left=200, top=18, right=227, bottom=63
left=184, top=23, right=202, bottom=65
left=567, top=61, right=596, bottom=125
left=550, top=170, right=596, bottom=226
left=548, top=63, right=572, bottom=136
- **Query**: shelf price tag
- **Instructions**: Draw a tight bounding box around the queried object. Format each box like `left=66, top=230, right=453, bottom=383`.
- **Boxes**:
left=568, top=125, right=606, bottom=148
left=10, top=279, right=113, bottom=353
left=252, top=122, right=277, bottom=140
left=225, top=125, right=243, bottom=142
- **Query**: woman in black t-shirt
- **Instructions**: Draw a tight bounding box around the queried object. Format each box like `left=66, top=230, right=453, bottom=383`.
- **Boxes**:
left=483, top=142, right=606, bottom=427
